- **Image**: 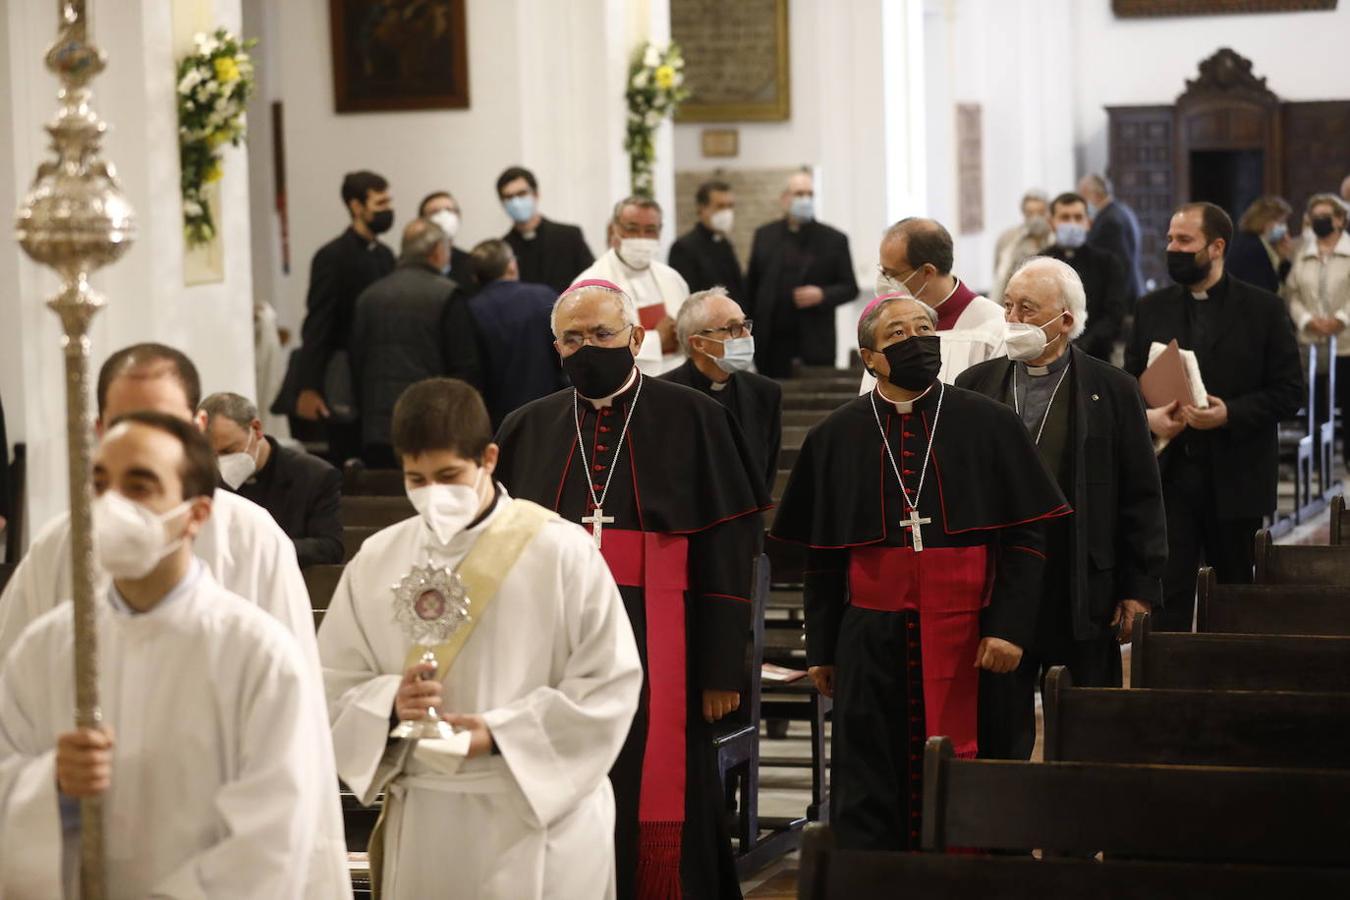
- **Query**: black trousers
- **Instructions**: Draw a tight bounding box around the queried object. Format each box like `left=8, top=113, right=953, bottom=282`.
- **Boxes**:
left=977, top=621, right=1121, bottom=761
left=1157, top=454, right=1260, bottom=632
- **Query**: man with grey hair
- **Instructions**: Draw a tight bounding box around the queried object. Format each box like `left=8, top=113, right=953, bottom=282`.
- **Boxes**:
left=576, top=195, right=690, bottom=376
left=991, top=188, right=1053, bottom=302
left=1077, top=172, right=1145, bottom=302
left=199, top=391, right=343, bottom=567
left=494, top=278, right=769, bottom=898
left=349, top=217, right=482, bottom=465
left=664, top=286, right=783, bottom=492
left=957, top=256, right=1166, bottom=760
left=772, top=292, right=1067, bottom=851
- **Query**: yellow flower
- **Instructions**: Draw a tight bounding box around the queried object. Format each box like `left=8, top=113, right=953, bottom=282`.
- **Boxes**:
left=213, top=56, right=240, bottom=84
left=655, top=65, right=675, bottom=90
left=207, top=130, right=230, bottom=149
left=203, top=160, right=224, bottom=183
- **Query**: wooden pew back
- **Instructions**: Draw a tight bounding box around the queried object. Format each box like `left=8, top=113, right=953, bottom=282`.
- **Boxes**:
left=921, top=737, right=1350, bottom=864
left=1254, top=528, right=1350, bottom=584
left=1196, top=568, right=1350, bottom=636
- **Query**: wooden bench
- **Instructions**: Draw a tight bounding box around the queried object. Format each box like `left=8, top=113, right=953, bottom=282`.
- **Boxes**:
left=1332, top=494, right=1349, bottom=545
left=1196, top=567, right=1350, bottom=636
left=1042, top=666, right=1350, bottom=769
left=343, top=526, right=380, bottom=562
left=342, top=460, right=405, bottom=497
left=0, top=562, right=14, bottom=595
left=921, top=736, right=1350, bottom=864
left=303, top=563, right=345, bottom=612
left=797, top=824, right=1350, bottom=899
left=1253, top=528, right=1350, bottom=585
left=1130, top=612, right=1350, bottom=691
left=340, top=495, right=414, bottom=529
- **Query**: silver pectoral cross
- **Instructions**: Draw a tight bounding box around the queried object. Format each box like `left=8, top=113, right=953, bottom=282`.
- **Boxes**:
left=900, top=508, right=932, bottom=552
left=581, top=507, right=615, bottom=548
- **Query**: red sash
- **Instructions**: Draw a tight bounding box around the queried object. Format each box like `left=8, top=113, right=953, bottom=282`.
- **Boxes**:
left=848, top=544, right=990, bottom=757
left=601, top=529, right=688, bottom=899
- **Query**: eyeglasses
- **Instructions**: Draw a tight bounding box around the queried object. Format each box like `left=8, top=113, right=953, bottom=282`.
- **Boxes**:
left=558, top=323, right=635, bottom=351
left=697, top=319, right=754, bottom=339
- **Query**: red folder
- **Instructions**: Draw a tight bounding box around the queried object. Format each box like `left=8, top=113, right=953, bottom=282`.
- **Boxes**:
left=1139, top=339, right=1194, bottom=408
left=638, top=303, right=667, bottom=330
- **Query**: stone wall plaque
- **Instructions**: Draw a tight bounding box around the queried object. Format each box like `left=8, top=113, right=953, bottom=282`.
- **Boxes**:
left=674, top=167, right=798, bottom=289
left=672, top=0, right=790, bottom=122
left=956, top=104, right=984, bottom=235
left=701, top=128, right=740, bottom=158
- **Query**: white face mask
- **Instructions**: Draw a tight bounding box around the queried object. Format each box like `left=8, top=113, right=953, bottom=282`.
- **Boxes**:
left=407, top=469, right=485, bottom=544
left=430, top=209, right=461, bottom=241
left=709, top=208, right=735, bottom=234
left=705, top=335, right=755, bottom=374
left=93, top=492, right=193, bottom=580
left=874, top=267, right=923, bottom=299
left=1005, top=310, right=1067, bottom=362
left=618, top=237, right=659, bottom=270
left=217, top=432, right=258, bottom=491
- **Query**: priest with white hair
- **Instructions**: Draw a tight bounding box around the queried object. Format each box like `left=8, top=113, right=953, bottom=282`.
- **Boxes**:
left=957, top=256, right=1166, bottom=760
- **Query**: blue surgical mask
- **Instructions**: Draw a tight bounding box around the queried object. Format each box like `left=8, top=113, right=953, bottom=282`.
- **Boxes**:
left=1268, top=223, right=1288, bottom=243
left=789, top=195, right=815, bottom=222
left=711, top=336, right=755, bottom=374
left=1056, top=222, right=1088, bottom=249
left=503, top=194, right=536, bottom=224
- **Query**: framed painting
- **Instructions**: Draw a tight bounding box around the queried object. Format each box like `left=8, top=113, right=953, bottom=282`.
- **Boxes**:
left=673, top=0, right=790, bottom=122
left=1113, top=0, right=1336, bottom=16
left=329, top=0, right=470, bottom=113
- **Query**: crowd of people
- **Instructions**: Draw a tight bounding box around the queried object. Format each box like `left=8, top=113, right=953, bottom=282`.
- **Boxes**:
left=0, top=159, right=1348, bottom=897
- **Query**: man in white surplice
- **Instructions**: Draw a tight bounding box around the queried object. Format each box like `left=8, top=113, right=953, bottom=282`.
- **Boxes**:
left=319, top=378, right=641, bottom=899
left=0, top=343, right=318, bottom=676
left=0, top=412, right=349, bottom=897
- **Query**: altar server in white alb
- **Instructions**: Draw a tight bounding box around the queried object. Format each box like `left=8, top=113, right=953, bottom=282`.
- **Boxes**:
left=0, top=412, right=349, bottom=898
left=319, top=378, right=642, bottom=900
left=0, top=343, right=318, bottom=674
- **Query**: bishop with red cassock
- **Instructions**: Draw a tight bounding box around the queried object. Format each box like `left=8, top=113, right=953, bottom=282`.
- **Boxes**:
left=771, top=294, right=1068, bottom=851
left=494, top=280, right=768, bottom=899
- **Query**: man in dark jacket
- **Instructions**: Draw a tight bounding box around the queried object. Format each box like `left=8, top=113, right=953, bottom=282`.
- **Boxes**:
left=350, top=218, right=482, bottom=465
left=1124, top=202, right=1303, bottom=631
left=199, top=392, right=343, bottom=568
left=1078, top=173, right=1145, bottom=303
left=465, top=239, right=565, bottom=427
left=668, top=179, right=747, bottom=304
left=746, top=170, right=859, bottom=377
left=293, top=170, right=396, bottom=462
left=1040, top=192, right=1128, bottom=361
left=497, top=165, right=594, bottom=293
left=958, top=257, right=1166, bottom=759
left=664, top=287, right=782, bottom=494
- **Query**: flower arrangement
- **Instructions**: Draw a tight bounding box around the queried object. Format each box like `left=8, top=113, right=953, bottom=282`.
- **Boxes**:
left=624, top=42, right=690, bottom=196
left=177, top=28, right=256, bottom=248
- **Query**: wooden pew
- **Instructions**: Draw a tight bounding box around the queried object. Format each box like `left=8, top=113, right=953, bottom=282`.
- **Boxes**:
left=342, top=460, right=405, bottom=497
left=921, top=736, right=1350, bottom=865
left=1130, top=612, right=1350, bottom=691
left=1042, top=666, right=1350, bottom=769
left=797, top=824, right=1350, bottom=899
left=1253, top=528, right=1350, bottom=585
left=1196, top=567, right=1350, bottom=636
left=303, top=563, right=344, bottom=612
left=0, top=562, right=14, bottom=595
left=343, top=526, right=379, bottom=562
left=1333, top=494, right=1349, bottom=545
left=340, top=495, right=414, bottom=529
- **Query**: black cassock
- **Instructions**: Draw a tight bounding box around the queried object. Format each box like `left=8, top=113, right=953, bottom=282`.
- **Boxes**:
left=662, top=359, right=783, bottom=496
left=495, top=373, right=768, bottom=900
left=771, top=383, right=1067, bottom=851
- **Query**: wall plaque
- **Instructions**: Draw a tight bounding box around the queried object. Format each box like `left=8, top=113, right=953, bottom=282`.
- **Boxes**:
left=701, top=128, right=740, bottom=158
left=956, top=104, right=984, bottom=235
left=672, top=0, right=790, bottom=122
left=1113, top=0, right=1336, bottom=16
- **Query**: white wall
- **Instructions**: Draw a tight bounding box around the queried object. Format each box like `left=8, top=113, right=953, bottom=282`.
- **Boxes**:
left=262, top=0, right=669, bottom=331
left=0, top=0, right=256, bottom=535
left=1071, top=1, right=1350, bottom=176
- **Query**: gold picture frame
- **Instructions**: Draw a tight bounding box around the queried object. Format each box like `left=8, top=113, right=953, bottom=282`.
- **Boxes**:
left=673, top=0, right=790, bottom=123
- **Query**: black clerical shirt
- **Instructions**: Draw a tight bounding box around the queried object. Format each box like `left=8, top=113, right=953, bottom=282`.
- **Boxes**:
left=502, top=218, right=595, bottom=294
left=667, top=223, right=747, bottom=303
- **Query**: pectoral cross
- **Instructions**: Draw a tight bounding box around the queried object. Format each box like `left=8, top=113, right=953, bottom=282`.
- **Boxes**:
left=581, top=507, right=615, bottom=548
left=900, top=507, right=932, bottom=552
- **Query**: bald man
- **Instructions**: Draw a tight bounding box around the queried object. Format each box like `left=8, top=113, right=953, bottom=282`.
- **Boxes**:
left=349, top=216, right=482, bottom=465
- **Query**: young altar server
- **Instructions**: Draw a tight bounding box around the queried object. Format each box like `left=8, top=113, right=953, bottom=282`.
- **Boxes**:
left=319, top=378, right=642, bottom=899
left=0, top=412, right=350, bottom=897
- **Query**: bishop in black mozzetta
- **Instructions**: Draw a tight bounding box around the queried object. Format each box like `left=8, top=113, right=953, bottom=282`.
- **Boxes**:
left=494, top=279, right=768, bottom=900
left=771, top=293, right=1069, bottom=852
left=664, top=287, right=782, bottom=495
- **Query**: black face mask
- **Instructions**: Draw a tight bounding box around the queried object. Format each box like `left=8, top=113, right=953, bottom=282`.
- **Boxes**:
left=368, top=209, right=395, bottom=235
left=879, top=334, right=942, bottom=391
left=1166, top=248, right=1213, bottom=287
left=1311, top=216, right=1337, bottom=239
left=562, top=344, right=636, bottom=399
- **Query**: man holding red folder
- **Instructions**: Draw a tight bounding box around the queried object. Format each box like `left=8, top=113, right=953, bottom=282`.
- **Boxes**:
left=1125, top=202, right=1303, bottom=631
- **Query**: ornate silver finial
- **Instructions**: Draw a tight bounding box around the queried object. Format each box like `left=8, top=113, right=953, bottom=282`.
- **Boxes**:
left=14, top=3, right=136, bottom=897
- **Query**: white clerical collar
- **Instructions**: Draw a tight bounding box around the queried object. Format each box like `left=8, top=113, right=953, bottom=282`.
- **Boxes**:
left=928, top=278, right=961, bottom=310
left=108, top=557, right=203, bottom=616
left=874, top=382, right=934, bottom=413
left=710, top=379, right=729, bottom=392
left=1190, top=290, right=1208, bottom=300
left=1022, top=349, right=1071, bottom=377
left=585, top=367, right=640, bottom=409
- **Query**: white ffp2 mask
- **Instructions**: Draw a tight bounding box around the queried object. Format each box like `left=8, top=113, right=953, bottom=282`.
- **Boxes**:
left=618, top=238, right=659, bottom=270
left=93, top=492, right=193, bottom=580
left=407, top=470, right=485, bottom=544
